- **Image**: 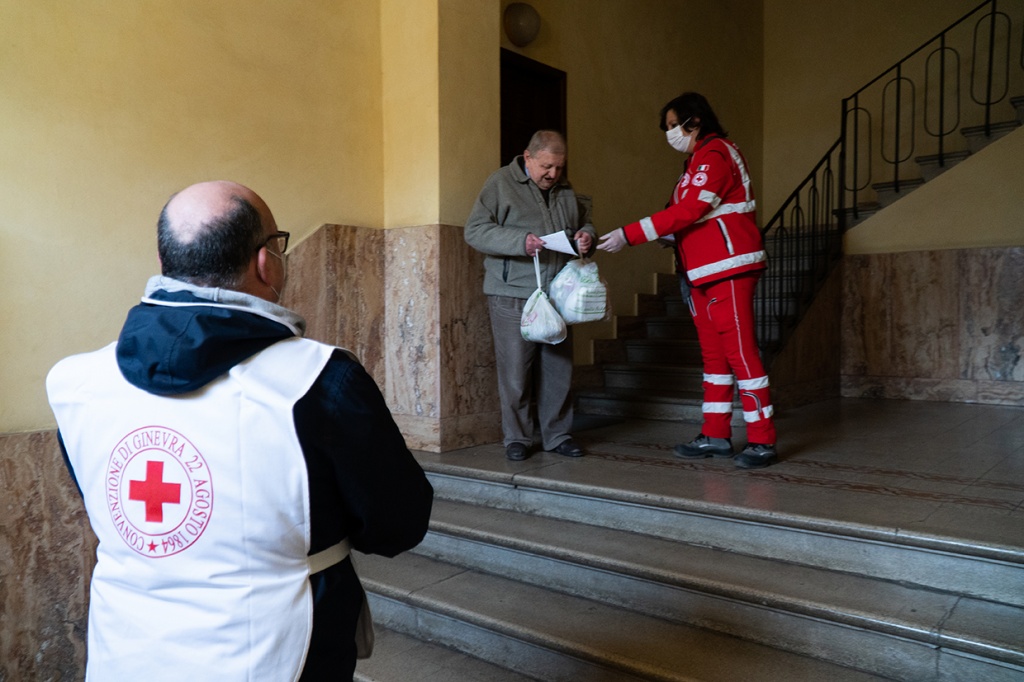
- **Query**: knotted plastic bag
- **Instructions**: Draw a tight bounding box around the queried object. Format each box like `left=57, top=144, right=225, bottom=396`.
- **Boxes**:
left=520, top=254, right=567, bottom=344
left=549, top=258, right=608, bottom=324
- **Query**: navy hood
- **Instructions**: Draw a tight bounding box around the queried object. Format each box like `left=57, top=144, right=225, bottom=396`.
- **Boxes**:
left=116, top=284, right=300, bottom=396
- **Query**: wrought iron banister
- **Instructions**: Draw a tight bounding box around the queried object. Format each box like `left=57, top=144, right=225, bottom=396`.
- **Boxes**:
left=757, top=0, right=1024, bottom=363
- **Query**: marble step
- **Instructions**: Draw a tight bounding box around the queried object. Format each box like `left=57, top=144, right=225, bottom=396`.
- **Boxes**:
left=394, top=497, right=1024, bottom=680
left=422, top=463, right=1024, bottom=610
left=574, top=386, right=743, bottom=423
left=602, top=363, right=705, bottom=392
left=355, top=627, right=536, bottom=682
left=961, top=119, right=1022, bottom=154
left=871, top=176, right=925, bottom=208
left=624, top=338, right=703, bottom=365
left=915, top=149, right=971, bottom=182
left=359, top=550, right=889, bottom=682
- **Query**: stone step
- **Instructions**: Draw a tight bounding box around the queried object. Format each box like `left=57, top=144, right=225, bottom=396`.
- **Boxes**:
left=915, top=149, right=971, bottom=182
left=835, top=203, right=881, bottom=228
left=871, top=176, right=926, bottom=208
left=355, top=627, right=536, bottom=681
left=961, top=119, right=1021, bottom=153
left=1013, top=95, right=1024, bottom=124
left=645, top=317, right=699, bottom=339
left=575, top=386, right=715, bottom=422
left=624, top=338, right=703, bottom=365
left=421, top=464, right=1024, bottom=609
left=602, top=363, right=705, bottom=392
left=392, top=497, right=1024, bottom=680
left=359, top=550, right=889, bottom=682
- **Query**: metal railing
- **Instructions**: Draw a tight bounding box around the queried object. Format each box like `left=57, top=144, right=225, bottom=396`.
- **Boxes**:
left=757, top=0, right=1024, bottom=362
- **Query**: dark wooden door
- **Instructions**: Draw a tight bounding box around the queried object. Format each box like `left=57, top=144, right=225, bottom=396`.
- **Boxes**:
left=500, top=49, right=567, bottom=167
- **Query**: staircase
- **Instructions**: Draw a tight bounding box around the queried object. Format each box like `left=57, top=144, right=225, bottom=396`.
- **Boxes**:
left=355, top=444, right=1024, bottom=681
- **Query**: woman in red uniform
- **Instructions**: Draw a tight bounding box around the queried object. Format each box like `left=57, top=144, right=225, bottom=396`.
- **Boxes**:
left=598, top=92, right=777, bottom=469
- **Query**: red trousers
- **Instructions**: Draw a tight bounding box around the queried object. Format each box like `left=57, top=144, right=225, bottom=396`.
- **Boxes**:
left=687, top=271, right=777, bottom=445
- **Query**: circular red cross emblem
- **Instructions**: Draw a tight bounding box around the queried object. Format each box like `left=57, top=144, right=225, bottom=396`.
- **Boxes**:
left=107, top=426, right=214, bottom=557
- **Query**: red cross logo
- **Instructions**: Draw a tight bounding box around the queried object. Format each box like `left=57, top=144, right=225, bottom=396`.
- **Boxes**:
left=129, top=460, right=182, bottom=523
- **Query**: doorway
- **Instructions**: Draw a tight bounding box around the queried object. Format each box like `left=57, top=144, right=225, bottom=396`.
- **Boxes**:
left=500, top=49, right=567, bottom=167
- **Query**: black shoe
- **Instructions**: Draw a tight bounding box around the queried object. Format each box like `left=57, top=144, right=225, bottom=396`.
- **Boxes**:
left=552, top=439, right=584, bottom=457
left=735, top=443, right=778, bottom=469
left=674, top=433, right=734, bottom=459
left=506, top=443, right=530, bottom=461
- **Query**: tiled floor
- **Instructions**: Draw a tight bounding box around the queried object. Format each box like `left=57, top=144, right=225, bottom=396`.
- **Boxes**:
left=422, top=398, right=1024, bottom=557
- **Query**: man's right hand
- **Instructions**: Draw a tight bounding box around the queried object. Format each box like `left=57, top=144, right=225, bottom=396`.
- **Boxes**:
left=525, top=233, right=545, bottom=257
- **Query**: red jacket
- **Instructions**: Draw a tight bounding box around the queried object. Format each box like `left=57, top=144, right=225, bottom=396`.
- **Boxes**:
left=622, top=135, right=766, bottom=286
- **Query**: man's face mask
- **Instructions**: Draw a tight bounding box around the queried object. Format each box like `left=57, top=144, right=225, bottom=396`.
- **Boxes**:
left=666, top=116, right=694, bottom=153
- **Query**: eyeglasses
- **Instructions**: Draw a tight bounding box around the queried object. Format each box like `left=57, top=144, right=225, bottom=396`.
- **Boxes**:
left=258, top=231, right=290, bottom=255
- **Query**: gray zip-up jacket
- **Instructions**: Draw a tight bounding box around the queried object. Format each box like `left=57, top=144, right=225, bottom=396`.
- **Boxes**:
left=465, top=156, right=596, bottom=299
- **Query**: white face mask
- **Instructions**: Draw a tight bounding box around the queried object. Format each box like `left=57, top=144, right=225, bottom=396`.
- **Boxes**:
left=666, top=117, right=694, bottom=153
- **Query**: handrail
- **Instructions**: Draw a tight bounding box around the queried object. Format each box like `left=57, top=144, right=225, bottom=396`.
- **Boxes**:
left=756, top=0, right=1023, bottom=363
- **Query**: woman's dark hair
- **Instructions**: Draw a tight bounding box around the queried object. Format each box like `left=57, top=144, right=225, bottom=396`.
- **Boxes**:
left=659, top=92, right=727, bottom=139
left=157, top=195, right=264, bottom=288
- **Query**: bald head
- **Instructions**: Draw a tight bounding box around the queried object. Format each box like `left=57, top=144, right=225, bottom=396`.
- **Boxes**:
left=525, top=130, right=566, bottom=156
left=157, top=181, right=277, bottom=292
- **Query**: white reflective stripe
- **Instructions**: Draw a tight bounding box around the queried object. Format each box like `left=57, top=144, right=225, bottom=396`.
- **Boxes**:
left=737, top=376, right=770, bottom=390
left=704, top=373, right=734, bottom=385
left=687, top=250, right=767, bottom=281
left=726, top=141, right=754, bottom=203
left=698, top=190, right=722, bottom=208
left=309, top=538, right=351, bottom=574
left=703, top=402, right=734, bottom=413
left=744, top=405, right=775, bottom=422
left=639, top=216, right=659, bottom=242
left=718, top=218, right=735, bottom=255
left=696, top=200, right=757, bottom=223
left=743, top=405, right=775, bottom=422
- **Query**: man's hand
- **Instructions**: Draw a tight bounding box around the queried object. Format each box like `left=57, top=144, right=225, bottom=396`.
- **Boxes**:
left=525, top=233, right=545, bottom=257
left=597, top=228, right=627, bottom=253
left=574, top=231, right=593, bottom=255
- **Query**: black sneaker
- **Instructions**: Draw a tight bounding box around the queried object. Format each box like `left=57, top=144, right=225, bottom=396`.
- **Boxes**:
left=735, top=443, right=778, bottom=469
left=552, top=439, right=584, bottom=457
left=506, top=443, right=530, bottom=461
left=673, top=434, right=734, bottom=459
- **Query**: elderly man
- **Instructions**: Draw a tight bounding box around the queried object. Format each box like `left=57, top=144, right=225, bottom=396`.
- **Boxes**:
left=47, top=181, right=433, bottom=681
left=465, top=130, right=597, bottom=461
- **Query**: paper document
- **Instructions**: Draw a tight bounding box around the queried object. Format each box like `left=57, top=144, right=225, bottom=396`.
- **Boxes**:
left=540, top=231, right=577, bottom=255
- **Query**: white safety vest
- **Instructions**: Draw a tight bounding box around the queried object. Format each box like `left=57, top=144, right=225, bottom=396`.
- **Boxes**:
left=47, top=336, right=341, bottom=681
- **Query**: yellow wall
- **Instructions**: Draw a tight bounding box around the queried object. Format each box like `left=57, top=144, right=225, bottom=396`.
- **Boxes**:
left=0, top=1, right=384, bottom=431
left=382, top=0, right=440, bottom=227
left=500, top=0, right=764, bottom=361
left=762, top=0, right=980, bottom=214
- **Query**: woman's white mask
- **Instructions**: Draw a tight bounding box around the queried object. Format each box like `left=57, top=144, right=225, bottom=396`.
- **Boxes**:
left=666, top=117, right=694, bottom=153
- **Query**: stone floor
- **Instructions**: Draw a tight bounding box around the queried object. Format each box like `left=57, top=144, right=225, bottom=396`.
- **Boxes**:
left=416, top=397, right=1024, bottom=557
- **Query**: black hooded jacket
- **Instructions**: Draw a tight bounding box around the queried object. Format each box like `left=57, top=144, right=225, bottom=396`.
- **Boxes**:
left=59, top=286, right=433, bottom=680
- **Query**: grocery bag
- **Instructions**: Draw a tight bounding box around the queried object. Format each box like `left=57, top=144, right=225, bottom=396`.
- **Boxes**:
left=521, top=254, right=567, bottom=344
left=549, top=258, right=608, bottom=324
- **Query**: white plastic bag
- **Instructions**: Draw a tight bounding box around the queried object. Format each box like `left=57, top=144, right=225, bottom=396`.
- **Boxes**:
left=549, top=258, right=608, bottom=324
left=521, top=254, right=567, bottom=344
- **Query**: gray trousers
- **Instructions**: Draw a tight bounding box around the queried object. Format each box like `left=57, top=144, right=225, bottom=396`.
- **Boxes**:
left=488, top=295, right=574, bottom=450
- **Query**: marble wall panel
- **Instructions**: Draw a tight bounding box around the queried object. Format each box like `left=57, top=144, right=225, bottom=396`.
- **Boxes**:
left=384, top=225, right=442, bottom=424
left=841, top=254, right=893, bottom=376
left=287, top=222, right=501, bottom=452
left=1, top=430, right=94, bottom=680
left=889, top=250, right=959, bottom=379
left=841, top=247, right=1024, bottom=406
left=282, top=224, right=387, bottom=387
left=959, top=247, right=1024, bottom=382
left=383, top=225, right=501, bottom=451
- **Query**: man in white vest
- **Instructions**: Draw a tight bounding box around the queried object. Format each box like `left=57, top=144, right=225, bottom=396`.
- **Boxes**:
left=47, top=181, right=433, bottom=681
